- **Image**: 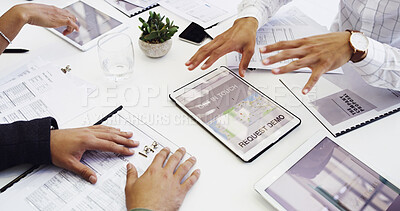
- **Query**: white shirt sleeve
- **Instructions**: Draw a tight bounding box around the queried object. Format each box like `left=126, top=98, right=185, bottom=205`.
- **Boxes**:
left=237, top=0, right=291, bottom=29
left=351, top=37, right=400, bottom=90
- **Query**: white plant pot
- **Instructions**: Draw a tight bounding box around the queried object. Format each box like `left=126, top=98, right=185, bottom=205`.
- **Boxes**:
left=138, top=39, right=172, bottom=58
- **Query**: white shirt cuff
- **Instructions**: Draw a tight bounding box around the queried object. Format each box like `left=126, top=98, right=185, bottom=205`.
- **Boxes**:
left=351, top=37, right=385, bottom=76
left=236, top=6, right=266, bottom=30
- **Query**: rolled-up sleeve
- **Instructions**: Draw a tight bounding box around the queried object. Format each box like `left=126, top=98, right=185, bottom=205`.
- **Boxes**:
left=351, top=37, right=400, bottom=90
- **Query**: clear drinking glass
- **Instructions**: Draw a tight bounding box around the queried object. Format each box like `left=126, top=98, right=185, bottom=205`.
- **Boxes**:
left=97, top=33, right=134, bottom=82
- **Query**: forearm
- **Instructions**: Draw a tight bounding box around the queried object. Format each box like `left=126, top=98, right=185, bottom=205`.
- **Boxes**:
left=237, top=0, right=291, bottom=29
left=0, top=117, right=58, bottom=171
left=351, top=38, right=400, bottom=90
left=0, top=5, right=28, bottom=53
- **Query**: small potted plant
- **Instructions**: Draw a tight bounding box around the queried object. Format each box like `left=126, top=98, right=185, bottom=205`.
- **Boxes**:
left=138, top=11, right=179, bottom=58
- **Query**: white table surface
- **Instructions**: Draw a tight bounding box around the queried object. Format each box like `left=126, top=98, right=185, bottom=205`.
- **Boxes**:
left=1, top=0, right=400, bottom=210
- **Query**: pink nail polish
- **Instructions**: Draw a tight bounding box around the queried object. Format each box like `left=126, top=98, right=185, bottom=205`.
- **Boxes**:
left=263, top=59, right=270, bottom=65
left=303, top=88, right=309, bottom=94
left=260, top=47, right=266, bottom=52
left=272, top=68, right=280, bottom=74
left=201, top=64, right=207, bottom=69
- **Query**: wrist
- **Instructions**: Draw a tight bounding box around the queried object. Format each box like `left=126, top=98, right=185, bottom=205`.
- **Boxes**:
left=346, top=30, right=369, bottom=63
left=234, top=17, right=258, bottom=31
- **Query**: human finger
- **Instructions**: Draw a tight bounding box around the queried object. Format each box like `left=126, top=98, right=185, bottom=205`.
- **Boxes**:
left=93, top=132, right=138, bottom=148
left=68, top=160, right=97, bottom=184
left=174, top=156, right=196, bottom=180
left=262, top=39, right=303, bottom=54
left=186, top=40, right=224, bottom=70
left=164, top=147, right=186, bottom=172
left=88, top=138, right=135, bottom=156
left=66, top=16, right=79, bottom=32
left=238, top=47, right=255, bottom=77
left=271, top=56, right=318, bottom=74
left=63, top=26, right=74, bottom=36
left=91, top=125, right=121, bottom=133
left=91, top=125, right=133, bottom=138
left=302, top=66, right=325, bottom=94
left=262, top=48, right=306, bottom=66
left=125, top=163, right=138, bottom=188
left=149, top=147, right=171, bottom=168
left=181, top=169, right=201, bottom=193
left=201, top=43, right=234, bottom=70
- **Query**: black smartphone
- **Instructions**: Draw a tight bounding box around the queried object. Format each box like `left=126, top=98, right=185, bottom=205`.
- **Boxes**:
left=179, top=22, right=209, bottom=45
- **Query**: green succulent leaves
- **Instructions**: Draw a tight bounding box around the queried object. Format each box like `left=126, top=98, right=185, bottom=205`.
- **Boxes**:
left=139, top=11, right=179, bottom=44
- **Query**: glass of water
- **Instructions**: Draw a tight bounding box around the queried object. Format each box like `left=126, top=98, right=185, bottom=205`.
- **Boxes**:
left=98, top=33, right=134, bottom=82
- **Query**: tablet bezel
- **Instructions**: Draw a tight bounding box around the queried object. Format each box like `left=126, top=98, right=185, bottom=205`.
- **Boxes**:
left=253, top=131, right=399, bottom=210
left=47, top=0, right=127, bottom=51
left=254, top=132, right=325, bottom=210
left=169, top=67, right=301, bottom=162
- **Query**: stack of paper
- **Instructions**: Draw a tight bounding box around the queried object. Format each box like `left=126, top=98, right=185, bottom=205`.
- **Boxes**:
left=160, top=0, right=242, bottom=28
left=105, top=0, right=159, bottom=17
left=0, top=59, right=95, bottom=126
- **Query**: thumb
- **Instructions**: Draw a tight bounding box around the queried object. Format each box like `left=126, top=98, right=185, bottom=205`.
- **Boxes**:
left=69, top=161, right=97, bottom=184
left=126, top=163, right=138, bottom=187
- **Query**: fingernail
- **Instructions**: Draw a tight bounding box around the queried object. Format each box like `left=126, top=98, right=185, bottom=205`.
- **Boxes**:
left=127, top=132, right=133, bottom=136
left=89, top=175, right=97, bottom=184
left=303, top=88, right=309, bottom=94
left=260, top=47, right=266, bottom=52
left=132, top=140, right=139, bottom=145
left=179, top=147, right=186, bottom=152
left=201, top=64, right=207, bottom=69
left=164, top=147, right=170, bottom=151
left=188, top=64, right=194, bottom=69
left=196, top=169, right=201, bottom=175
left=127, top=163, right=133, bottom=170
left=262, top=58, right=270, bottom=65
left=185, top=60, right=191, bottom=65
left=190, top=156, right=196, bottom=162
left=129, top=148, right=135, bottom=153
left=272, top=68, right=280, bottom=74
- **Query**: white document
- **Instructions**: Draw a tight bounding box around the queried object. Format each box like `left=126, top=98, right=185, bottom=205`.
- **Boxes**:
left=281, top=64, right=400, bottom=137
left=0, top=108, right=193, bottom=210
left=124, top=0, right=159, bottom=8
left=0, top=60, right=94, bottom=125
left=160, top=0, right=241, bottom=28
left=105, top=0, right=155, bottom=17
left=226, top=7, right=343, bottom=74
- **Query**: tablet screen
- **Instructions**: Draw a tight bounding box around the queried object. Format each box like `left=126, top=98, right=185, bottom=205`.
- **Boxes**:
left=265, top=137, right=400, bottom=210
left=175, top=69, right=294, bottom=154
left=54, top=1, right=122, bottom=46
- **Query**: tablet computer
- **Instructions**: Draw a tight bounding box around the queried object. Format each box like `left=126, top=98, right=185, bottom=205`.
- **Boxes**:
left=254, top=132, right=400, bottom=211
left=48, top=1, right=126, bottom=51
left=169, top=67, right=300, bottom=162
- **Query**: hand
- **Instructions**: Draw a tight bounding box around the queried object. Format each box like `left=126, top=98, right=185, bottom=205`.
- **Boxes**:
left=261, top=32, right=353, bottom=94
left=50, top=125, right=138, bottom=184
left=13, top=3, right=79, bottom=35
left=125, top=147, right=200, bottom=211
left=186, top=17, right=258, bottom=77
